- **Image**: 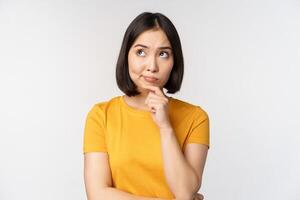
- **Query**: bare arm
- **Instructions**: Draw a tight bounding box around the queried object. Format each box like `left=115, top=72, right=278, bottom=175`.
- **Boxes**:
left=139, top=85, right=208, bottom=200
left=159, top=128, right=208, bottom=200
left=84, top=152, right=169, bottom=200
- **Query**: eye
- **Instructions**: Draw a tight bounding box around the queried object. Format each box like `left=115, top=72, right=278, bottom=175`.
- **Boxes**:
left=136, top=49, right=146, bottom=57
left=160, top=51, right=169, bottom=58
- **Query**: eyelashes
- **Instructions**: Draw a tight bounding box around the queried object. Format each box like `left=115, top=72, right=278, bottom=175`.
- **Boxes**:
left=136, top=49, right=171, bottom=58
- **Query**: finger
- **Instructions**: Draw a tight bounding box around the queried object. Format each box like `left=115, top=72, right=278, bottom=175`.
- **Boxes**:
left=140, top=83, right=164, bottom=97
left=193, top=193, right=203, bottom=200
left=197, top=193, right=204, bottom=200
left=145, top=95, right=168, bottom=105
left=145, top=92, right=168, bottom=105
left=145, top=100, right=161, bottom=113
left=193, top=196, right=201, bottom=200
left=145, top=97, right=168, bottom=109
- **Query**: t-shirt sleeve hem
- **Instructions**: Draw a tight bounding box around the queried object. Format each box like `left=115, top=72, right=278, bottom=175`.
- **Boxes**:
left=186, top=140, right=210, bottom=149
left=83, top=148, right=108, bottom=154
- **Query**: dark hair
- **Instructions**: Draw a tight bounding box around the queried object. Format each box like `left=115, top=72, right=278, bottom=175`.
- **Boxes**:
left=116, top=12, right=184, bottom=96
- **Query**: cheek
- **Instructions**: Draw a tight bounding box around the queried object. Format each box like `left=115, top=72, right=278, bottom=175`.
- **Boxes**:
left=161, top=61, right=174, bottom=81
left=128, top=65, right=143, bottom=82
left=130, top=65, right=143, bottom=74
left=163, top=60, right=174, bottom=74
left=128, top=58, right=144, bottom=75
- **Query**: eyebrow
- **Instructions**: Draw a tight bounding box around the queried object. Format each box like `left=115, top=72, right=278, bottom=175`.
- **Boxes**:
left=133, top=44, right=172, bottom=50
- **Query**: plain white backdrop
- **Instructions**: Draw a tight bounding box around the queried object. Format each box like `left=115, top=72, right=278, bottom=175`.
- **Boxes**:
left=0, top=0, right=299, bottom=199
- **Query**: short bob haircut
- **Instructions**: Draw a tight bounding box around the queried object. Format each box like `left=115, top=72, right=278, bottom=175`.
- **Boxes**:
left=116, top=12, right=184, bottom=96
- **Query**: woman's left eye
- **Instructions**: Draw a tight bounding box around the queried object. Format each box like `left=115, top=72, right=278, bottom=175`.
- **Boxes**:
left=160, top=51, right=169, bottom=58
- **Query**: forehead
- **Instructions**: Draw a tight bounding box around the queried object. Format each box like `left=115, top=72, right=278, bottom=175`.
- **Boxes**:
left=132, top=29, right=171, bottom=47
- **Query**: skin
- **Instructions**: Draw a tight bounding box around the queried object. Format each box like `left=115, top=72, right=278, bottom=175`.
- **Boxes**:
left=84, top=28, right=207, bottom=200
left=124, top=28, right=173, bottom=114
left=124, top=28, right=206, bottom=200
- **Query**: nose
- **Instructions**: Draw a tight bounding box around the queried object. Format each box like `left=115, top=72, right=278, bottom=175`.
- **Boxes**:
left=146, top=56, right=158, bottom=72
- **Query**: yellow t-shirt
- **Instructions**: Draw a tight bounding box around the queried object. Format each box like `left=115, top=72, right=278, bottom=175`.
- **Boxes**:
left=83, top=95, right=210, bottom=199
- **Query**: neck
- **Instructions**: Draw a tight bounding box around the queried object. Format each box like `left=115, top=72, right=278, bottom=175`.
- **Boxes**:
left=123, top=89, right=170, bottom=112
left=124, top=93, right=149, bottom=111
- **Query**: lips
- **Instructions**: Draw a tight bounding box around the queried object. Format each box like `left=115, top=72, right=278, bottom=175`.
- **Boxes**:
left=143, top=76, right=158, bottom=83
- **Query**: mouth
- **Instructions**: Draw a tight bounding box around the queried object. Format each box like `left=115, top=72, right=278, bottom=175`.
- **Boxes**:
left=143, top=76, right=158, bottom=83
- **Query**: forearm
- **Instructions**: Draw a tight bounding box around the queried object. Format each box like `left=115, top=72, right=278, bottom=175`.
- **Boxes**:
left=159, top=128, right=200, bottom=200
left=88, top=186, right=167, bottom=200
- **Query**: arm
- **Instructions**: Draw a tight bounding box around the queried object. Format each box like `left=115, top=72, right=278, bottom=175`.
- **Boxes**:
left=140, top=85, right=208, bottom=200
left=159, top=128, right=208, bottom=200
left=84, top=152, right=168, bottom=200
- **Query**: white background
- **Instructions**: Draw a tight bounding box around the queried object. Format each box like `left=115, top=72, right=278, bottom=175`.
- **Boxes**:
left=0, top=0, right=299, bottom=199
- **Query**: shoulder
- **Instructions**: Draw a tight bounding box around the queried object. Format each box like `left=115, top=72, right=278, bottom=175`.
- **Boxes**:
left=170, top=97, right=209, bottom=121
left=87, top=96, right=121, bottom=116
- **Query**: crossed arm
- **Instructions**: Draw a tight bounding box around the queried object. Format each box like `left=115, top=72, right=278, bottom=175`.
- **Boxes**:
left=84, top=128, right=208, bottom=200
left=159, top=128, right=208, bottom=200
left=84, top=153, right=167, bottom=200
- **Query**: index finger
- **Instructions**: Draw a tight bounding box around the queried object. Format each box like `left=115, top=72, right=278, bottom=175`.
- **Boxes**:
left=140, top=83, right=164, bottom=97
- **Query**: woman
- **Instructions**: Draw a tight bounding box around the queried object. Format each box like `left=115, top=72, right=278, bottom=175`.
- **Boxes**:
left=83, top=12, right=209, bottom=200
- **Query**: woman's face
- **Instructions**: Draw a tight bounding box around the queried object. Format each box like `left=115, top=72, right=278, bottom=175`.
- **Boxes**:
left=128, top=28, right=174, bottom=94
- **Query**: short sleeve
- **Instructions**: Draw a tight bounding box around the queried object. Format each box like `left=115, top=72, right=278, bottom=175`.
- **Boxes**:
left=83, top=104, right=107, bottom=153
left=185, top=106, right=210, bottom=149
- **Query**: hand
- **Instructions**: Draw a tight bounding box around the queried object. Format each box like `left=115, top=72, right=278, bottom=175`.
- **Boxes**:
left=170, top=193, right=204, bottom=200
left=193, top=193, right=204, bottom=200
left=142, top=84, right=172, bottom=129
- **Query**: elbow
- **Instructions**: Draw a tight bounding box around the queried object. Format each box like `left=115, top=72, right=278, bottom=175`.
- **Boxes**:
left=194, top=176, right=202, bottom=192
left=86, top=186, right=110, bottom=200
left=191, top=170, right=202, bottom=193
left=174, top=175, right=202, bottom=200
left=175, top=188, right=198, bottom=200
left=175, top=186, right=201, bottom=200
left=174, top=193, right=194, bottom=200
